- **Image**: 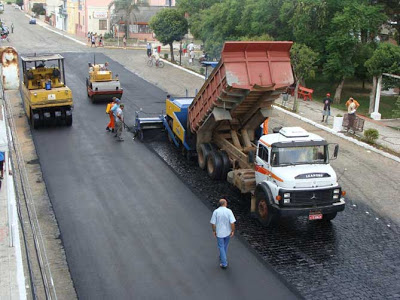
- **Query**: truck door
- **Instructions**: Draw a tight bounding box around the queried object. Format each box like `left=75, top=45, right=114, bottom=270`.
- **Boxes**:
left=255, top=143, right=271, bottom=183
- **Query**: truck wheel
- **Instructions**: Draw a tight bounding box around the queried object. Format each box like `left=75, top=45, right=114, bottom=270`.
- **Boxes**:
left=31, top=110, right=39, bottom=129
left=66, top=115, right=72, bottom=126
left=255, top=186, right=276, bottom=227
left=198, top=143, right=211, bottom=170
left=322, top=212, right=337, bottom=222
left=207, top=150, right=223, bottom=180
left=219, top=150, right=231, bottom=180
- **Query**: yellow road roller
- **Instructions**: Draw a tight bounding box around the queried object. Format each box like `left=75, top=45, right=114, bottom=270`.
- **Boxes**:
left=86, top=62, right=123, bottom=102
left=20, top=54, right=73, bottom=129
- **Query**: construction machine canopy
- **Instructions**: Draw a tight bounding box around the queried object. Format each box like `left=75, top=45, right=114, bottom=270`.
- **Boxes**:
left=20, top=54, right=64, bottom=62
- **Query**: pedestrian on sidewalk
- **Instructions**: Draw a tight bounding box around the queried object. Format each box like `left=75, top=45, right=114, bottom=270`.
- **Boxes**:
left=115, top=104, right=125, bottom=141
left=146, top=42, right=152, bottom=57
left=98, top=34, right=103, bottom=47
left=87, top=32, right=91, bottom=43
left=347, top=98, right=357, bottom=133
left=183, top=42, right=188, bottom=57
left=210, top=198, right=236, bottom=269
left=346, top=97, right=360, bottom=110
left=322, top=93, right=332, bottom=123
left=0, top=151, right=4, bottom=179
left=91, top=34, right=96, bottom=47
left=123, top=35, right=127, bottom=49
left=11, top=23, right=14, bottom=34
left=106, top=97, right=117, bottom=132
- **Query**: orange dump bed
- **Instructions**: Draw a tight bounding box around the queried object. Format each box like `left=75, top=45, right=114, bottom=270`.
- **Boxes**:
left=188, top=41, right=294, bottom=133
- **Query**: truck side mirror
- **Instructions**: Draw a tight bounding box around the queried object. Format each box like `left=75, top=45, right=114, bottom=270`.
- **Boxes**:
left=328, top=143, right=339, bottom=160
left=334, top=144, right=339, bottom=158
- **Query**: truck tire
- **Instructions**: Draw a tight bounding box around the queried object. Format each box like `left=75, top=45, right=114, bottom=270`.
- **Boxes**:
left=219, top=150, right=231, bottom=180
left=207, top=150, right=223, bottom=180
left=322, top=212, right=337, bottom=222
left=255, top=184, right=277, bottom=227
left=198, top=143, right=211, bottom=170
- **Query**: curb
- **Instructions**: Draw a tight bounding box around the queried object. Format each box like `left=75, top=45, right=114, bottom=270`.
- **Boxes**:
left=160, top=58, right=204, bottom=79
left=273, top=105, right=400, bottom=163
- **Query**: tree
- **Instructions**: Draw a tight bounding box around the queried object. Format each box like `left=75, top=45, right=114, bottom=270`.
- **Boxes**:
left=150, top=9, right=188, bottom=63
left=290, top=43, right=318, bottom=111
left=323, top=1, right=387, bottom=103
left=32, top=3, right=45, bottom=15
left=365, top=43, right=400, bottom=113
left=109, top=0, right=146, bottom=37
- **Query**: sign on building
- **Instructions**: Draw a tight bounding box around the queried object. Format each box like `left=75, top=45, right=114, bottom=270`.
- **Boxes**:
left=93, top=11, right=107, bottom=19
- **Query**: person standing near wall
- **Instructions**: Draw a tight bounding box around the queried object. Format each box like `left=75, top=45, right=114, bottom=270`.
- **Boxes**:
left=0, top=151, right=5, bottom=179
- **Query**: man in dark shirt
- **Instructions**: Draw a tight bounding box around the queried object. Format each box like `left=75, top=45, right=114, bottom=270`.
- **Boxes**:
left=322, top=93, right=332, bottom=123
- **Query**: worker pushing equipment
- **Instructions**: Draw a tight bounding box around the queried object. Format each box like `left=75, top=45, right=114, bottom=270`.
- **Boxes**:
left=106, top=97, right=117, bottom=132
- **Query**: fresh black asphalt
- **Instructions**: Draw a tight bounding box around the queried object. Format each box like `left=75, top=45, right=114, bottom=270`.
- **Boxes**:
left=30, top=52, right=300, bottom=299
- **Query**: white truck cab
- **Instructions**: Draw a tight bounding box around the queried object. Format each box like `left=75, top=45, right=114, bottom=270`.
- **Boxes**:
left=254, top=127, right=345, bottom=226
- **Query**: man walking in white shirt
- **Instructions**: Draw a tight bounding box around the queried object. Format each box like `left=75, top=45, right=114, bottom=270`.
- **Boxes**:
left=210, top=199, right=236, bottom=269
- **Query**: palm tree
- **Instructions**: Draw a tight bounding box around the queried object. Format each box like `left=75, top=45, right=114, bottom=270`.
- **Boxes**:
left=108, top=0, right=148, bottom=38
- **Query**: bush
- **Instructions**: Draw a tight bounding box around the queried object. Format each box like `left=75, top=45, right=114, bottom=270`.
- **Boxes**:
left=363, top=128, right=379, bottom=144
left=336, top=114, right=343, bottom=117
left=163, top=53, right=168, bottom=59
left=199, top=67, right=205, bottom=75
left=103, top=32, right=113, bottom=39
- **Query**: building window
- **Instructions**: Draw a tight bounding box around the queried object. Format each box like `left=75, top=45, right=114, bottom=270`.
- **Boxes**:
left=99, top=20, right=107, bottom=30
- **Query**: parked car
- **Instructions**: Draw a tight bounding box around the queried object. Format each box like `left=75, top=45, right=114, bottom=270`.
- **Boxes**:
left=29, top=18, right=36, bottom=25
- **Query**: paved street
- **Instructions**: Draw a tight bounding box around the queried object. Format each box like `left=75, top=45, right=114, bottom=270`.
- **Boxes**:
left=1, top=5, right=400, bottom=300
left=2, top=6, right=299, bottom=300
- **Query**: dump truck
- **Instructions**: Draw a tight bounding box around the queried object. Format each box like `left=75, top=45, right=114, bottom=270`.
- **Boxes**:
left=86, top=63, right=123, bottom=102
left=20, top=54, right=73, bottom=128
left=135, top=41, right=345, bottom=226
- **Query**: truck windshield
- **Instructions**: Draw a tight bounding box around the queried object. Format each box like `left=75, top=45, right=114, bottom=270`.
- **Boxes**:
left=271, top=145, right=327, bottom=166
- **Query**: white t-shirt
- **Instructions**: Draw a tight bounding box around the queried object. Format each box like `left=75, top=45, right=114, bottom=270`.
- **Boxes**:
left=210, top=206, right=236, bottom=238
left=188, top=43, right=194, bottom=51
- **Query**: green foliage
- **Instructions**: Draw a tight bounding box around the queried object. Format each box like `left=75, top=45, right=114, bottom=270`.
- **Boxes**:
left=16, top=0, right=22, bottom=6
left=336, top=114, right=343, bottom=117
left=363, top=128, right=379, bottom=144
left=104, top=32, right=114, bottom=39
left=365, top=43, right=400, bottom=76
left=199, top=67, right=205, bottom=75
left=365, top=43, right=400, bottom=90
left=237, top=34, right=273, bottom=41
left=290, top=43, right=318, bottom=82
left=392, top=96, right=400, bottom=119
left=150, top=9, right=188, bottom=46
left=32, top=3, right=45, bottom=15
left=150, top=9, right=188, bottom=62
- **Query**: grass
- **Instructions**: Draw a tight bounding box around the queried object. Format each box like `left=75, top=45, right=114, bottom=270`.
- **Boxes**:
left=307, top=76, right=398, bottom=119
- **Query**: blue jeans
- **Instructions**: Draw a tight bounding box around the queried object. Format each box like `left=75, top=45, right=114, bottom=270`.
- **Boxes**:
left=217, top=236, right=231, bottom=267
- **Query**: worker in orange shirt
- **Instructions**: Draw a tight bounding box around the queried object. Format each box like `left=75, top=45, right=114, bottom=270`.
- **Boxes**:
left=262, top=117, right=269, bottom=135
left=345, top=97, right=360, bottom=109
left=106, top=97, right=117, bottom=132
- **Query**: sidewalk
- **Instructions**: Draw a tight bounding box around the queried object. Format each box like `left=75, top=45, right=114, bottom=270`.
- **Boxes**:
left=0, top=102, right=26, bottom=299
left=278, top=95, right=400, bottom=155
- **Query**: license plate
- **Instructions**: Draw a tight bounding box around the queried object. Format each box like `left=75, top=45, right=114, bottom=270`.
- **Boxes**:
left=309, top=213, right=323, bottom=220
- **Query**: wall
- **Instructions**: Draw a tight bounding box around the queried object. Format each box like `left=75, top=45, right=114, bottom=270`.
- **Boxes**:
left=85, top=0, right=112, bottom=36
